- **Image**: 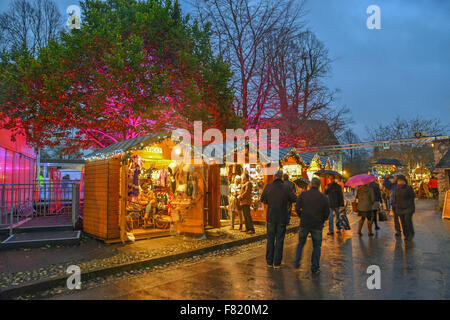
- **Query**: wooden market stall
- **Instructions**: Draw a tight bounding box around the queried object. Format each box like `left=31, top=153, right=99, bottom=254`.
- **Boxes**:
left=83, top=132, right=221, bottom=243
left=217, top=141, right=274, bottom=223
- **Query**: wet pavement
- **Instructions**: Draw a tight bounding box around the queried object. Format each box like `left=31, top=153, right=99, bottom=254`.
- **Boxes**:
left=48, top=199, right=449, bottom=300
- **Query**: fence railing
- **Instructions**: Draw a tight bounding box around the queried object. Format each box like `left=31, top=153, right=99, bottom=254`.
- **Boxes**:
left=0, top=181, right=82, bottom=233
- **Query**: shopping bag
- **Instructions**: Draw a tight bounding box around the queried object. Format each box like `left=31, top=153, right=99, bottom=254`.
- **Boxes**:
left=351, top=201, right=358, bottom=213
left=379, top=210, right=388, bottom=222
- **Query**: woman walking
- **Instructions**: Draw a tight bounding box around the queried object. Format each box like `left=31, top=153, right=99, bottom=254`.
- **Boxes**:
left=229, top=176, right=243, bottom=230
left=370, top=181, right=382, bottom=230
left=356, top=184, right=375, bottom=236
left=239, top=173, right=255, bottom=234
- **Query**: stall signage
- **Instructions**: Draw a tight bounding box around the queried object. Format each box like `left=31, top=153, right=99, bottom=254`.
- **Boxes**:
left=144, top=146, right=163, bottom=154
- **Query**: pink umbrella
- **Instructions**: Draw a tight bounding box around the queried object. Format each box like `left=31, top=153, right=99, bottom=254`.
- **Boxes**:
left=345, top=174, right=377, bottom=187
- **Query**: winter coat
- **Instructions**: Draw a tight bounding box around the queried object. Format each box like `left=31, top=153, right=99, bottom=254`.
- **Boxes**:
left=261, top=178, right=297, bottom=224
left=295, top=187, right=330, bottom=230
left=356, top=185, right=374, bottom=212
left=239, top=181, right=253, bottom=206
left=428, top=178, right=438, bottom=189
left=394, top=184, right=415, bottom=215
left=284, top=179, right=297, bottom=214
left=383, top=178, right=397, bottom=206
left=369, top=182, right=382, bottom=202
left=325, top=182, right=345, bottom=208
left=228, top=183, right=241, bottom=212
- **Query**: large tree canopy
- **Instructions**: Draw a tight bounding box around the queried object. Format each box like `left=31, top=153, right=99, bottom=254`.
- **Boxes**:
left=1, top=0, right=237, bottom=153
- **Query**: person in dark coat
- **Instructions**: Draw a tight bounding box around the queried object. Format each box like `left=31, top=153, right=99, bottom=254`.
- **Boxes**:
left=383, top=175, right=402, bottom=236
left=393, top=175, right=415, bottom=241
left=261, top=170, right=297, bottom=268
left=369, top=180, right=382, bottom=230
left=293, top=177, right=330, bottom=274
left=283, top=174, right=297, bottom=223
left=324, top=176, right=345, bottom=235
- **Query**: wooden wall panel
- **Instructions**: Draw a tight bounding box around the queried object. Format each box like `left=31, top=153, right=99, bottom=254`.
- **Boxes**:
left=83, top=160, right=109, bottom=239
left=207, top=164, right=221, bottom=228
left=107, top=158, right=121, bottom=239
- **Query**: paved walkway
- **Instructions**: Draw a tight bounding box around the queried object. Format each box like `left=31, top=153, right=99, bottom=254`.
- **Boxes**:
left=49, top=199, right=450, bottom=299
left=0, top=217, right=299, bottom=288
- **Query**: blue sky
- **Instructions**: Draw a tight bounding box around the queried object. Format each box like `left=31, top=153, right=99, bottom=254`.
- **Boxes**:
left=1, top=0, right=449, bottom=140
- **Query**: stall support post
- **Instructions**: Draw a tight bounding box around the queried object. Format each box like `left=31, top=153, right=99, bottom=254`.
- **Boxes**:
left=9, top=185, right=14, bottom=235
left=72, top=183, right=80, bottom=229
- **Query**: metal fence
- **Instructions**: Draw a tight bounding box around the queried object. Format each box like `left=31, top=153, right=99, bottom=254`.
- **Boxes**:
left=0, top=181, right=82, bottom=232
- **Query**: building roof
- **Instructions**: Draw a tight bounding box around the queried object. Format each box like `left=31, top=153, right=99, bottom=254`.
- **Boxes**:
left=436, top=150, right=450, bottom=169
left=298, top=152, right=329, bottom=166
left=85, top=132, right=169, bottom=160
left=40, top=159, right=85, bottom=164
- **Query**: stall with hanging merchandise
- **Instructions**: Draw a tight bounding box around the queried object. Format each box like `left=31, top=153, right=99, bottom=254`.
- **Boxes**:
left=209, top=141, right=275, bottom=223
left=83, top=132, right=221, bottom=243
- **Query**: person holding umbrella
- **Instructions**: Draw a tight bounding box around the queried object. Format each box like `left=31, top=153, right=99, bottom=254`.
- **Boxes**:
left=345, top=174, right=377, bottom=236
left=356, top=183, right=375, bottom=236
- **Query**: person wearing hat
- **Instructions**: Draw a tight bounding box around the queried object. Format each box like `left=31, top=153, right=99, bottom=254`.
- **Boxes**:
left=383, top=174, right=403, bottom=236
left=261, top=170, right=297, bottom=268
left=393, top=174, right=415, bottom=241
left=293, top=177, right=330, bottom=274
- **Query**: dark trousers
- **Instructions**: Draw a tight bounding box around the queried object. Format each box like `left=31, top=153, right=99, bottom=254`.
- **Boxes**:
left=399, top=212, right=415, bottom=239
left=393, top=213, right=402, bottom=233
left=241, top=204, right=254, bottom=231
left=294, top=227, right=323, bottom=272
left=372, top=210, right=379, bottom=228
left=266, top=222, right=287, bottom=266
left=328, top=207, right=339, bottom=232
left=383, top=198, right=390, bottom=211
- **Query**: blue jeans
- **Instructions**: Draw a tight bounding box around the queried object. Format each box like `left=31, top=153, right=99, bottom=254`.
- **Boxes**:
left=328, top=207, right=339, bottom=232
left=383, top=198, right=390, bottom=211
left=266, top=222, right=287, bottom=266
left=294, top=227, right=323, bottom=272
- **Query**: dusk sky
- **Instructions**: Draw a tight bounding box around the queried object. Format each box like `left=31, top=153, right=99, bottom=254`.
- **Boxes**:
left=1, top=0, right=449, bottom=140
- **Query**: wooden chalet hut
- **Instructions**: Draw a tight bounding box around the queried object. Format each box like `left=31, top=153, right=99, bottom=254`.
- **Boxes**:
left=83, top=132, right=221, bottom=243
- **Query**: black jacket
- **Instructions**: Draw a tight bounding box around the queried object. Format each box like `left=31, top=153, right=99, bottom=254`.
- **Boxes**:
left=324, top=182, right=344, bottom=208
left=260, top=178, right=297, bottom=224
left=394, top=184, right=415, bottom=215
left=295, top=187, right=330, bottom=230
left=369, top=182, right=382, bottom=202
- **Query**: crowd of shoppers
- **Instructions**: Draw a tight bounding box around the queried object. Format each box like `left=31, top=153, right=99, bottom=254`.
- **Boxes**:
left=256, top=169, right=416, bottom=275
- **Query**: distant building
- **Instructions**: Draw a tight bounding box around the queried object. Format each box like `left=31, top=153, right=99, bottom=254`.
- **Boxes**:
left=0, top=127, right=36, bottom=185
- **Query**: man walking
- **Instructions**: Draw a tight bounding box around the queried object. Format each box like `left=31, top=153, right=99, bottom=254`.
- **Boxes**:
left=394, top=175, right=415, bottom=241
left=324, top=176, right=345, bottom=235
left=261, top=170, right=297, bottom=269
left=293, top=177, right=330, bottom=274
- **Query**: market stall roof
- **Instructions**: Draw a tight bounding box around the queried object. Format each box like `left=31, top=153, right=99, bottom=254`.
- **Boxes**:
left=373, top=158, right=406, bottom=166
left=84, top=132, right=169, bottom=160
left=436, top=150, right=450, bottom=169
left=298, top=152, right=329, bottom=166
